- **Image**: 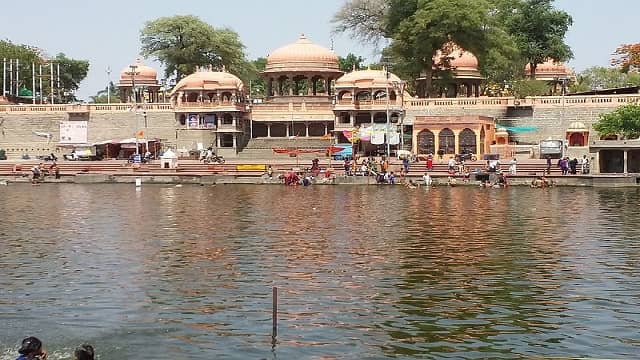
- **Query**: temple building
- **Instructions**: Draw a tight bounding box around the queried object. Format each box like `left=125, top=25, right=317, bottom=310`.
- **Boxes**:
left=333, top=68, right=407, bottom=152
left=250, top=34, right=341, bottom=139
left=169, top=67, right=249, bottom=156
left=118, top=59, right=162, bottom=103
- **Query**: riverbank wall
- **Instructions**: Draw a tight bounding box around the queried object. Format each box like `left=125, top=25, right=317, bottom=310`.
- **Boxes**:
left=2, top=172, right=639, bottom=187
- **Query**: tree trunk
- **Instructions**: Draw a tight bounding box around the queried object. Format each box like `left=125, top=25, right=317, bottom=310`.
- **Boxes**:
left=422, top=67, right=433, bottom=98
left=529, top=62, right=537, bottom=79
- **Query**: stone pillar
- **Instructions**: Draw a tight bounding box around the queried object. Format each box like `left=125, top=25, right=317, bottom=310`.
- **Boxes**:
left=289, top=76, right=294, bottom=96
left=412, top=130, right=419, bottom=155
left=232, top=135, right=237, bottom=148
left=324, top=122, right=328, bottom=136
left=286, top=124, right=290, bottom=137
left=624, top=150, right=628, bottom=174
left=305, top=123, right=309, bottom=137
left=349, top=112, right=355, bottom=126
left=454, top=130, right=460, bottom=155
left=475, top=130, right=482, bottom=156
left=216, top=135, right=221, bottom=148
left=433, top=129, right=440, bottom=155
left=267, top=123, right=272, bottom=138
left=370, top=112, right=374, bottom=124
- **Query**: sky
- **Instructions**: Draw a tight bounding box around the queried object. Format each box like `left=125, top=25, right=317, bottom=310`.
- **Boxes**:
left=1, top=0, right=638, bottom=100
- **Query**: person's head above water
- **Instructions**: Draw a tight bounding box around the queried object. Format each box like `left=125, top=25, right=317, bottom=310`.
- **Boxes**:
left=18, top=336, right=44, bottom=356
left=74, top=344, right=94, bottom=360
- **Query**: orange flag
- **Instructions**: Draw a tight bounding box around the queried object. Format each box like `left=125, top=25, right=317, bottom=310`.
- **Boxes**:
left=135, top=130, right=145, bottom=139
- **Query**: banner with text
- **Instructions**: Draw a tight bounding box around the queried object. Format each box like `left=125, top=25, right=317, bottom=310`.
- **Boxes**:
left=59, top=121, right=88, bottom=144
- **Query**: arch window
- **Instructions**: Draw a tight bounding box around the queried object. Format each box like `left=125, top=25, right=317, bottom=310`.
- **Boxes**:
left=438, top=128, right=455, bottom=154
left=459, top=128, right=477, bottom=154
left=417, top=130, right=435, bottom=155
left=356, top=91, right=371, bottom=101
left=568, top=133, right=586, bottom=146
left=222, top=113, right=233, bottom=125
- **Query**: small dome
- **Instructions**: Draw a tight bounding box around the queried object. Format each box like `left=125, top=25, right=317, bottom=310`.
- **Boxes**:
left=120, top=58, right=157, bottom=82
left=568, top=121, right=588, bottom=131
left=525, top=59, right=569, bottom=77
left=335, top=68, right=403, bottom=88
left=495, top=127, right=509, bottom=135
left=172, top=68, right=244, bottom=94
left=434, top=44, right=479, bottom=70
left=265, top=34, right=340, bottom=73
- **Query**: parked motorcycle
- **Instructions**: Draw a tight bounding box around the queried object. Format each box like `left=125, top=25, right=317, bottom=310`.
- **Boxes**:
left=205, top=155, right=225, bottom=164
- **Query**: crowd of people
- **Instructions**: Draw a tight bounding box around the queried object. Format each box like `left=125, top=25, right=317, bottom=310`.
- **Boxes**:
left=14, top=337, right=94, bottom=360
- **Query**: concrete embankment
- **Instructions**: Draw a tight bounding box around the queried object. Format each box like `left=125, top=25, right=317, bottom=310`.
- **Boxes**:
left=2, top=172, right=640, bottom=187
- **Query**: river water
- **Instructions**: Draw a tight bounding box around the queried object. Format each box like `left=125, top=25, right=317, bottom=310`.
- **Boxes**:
left=0, top=184, right=639, bottom=359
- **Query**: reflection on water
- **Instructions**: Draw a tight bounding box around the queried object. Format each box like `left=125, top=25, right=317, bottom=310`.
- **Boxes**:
left=1, top=184, right=639, bottom=359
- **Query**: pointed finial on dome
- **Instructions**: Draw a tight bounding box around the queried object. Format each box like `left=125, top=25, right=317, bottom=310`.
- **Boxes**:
left=300, top=33, right=306, bottom=39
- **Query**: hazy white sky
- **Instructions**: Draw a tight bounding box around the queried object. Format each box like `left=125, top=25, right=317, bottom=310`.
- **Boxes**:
left=1, top=0, right=637, bottom=99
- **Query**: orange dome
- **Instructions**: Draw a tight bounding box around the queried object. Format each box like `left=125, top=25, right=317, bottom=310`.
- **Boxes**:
left=119, top=58, right=157, bottom=82
left=264, top=34, right=340, bottom=73
left=335, top=68, right=403, bottom=88
left=525, top=59, right=569, bottom=78
left=434, top=46, right=479, bottom=70
left=171, top=68, right=244, bottom=93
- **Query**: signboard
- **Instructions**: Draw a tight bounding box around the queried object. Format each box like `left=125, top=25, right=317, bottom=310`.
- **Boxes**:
left=59, top=121, right=88, bottom=144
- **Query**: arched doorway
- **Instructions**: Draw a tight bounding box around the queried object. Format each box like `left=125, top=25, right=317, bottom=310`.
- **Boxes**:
left=459, top=128, right=476, bottom=154
left=417, top=130, right=435, bottom=155
left=439, top=128, right=455, bottom=154
left=568, top=132, right=586, bottom=146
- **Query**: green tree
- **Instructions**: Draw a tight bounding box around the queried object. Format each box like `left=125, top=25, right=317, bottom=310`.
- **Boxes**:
left=508, top=0, right=573, bottom=79
left=140, top=15, right=251, bottom=81
left=338, top=53, right=365, bottom=72
left=570, top=66, right=640, bottom=93
left=1, top=41, right=89, bottom=102
left=246, top=57, right=266, bottom=98
left=0, top=40, right=42, bottom=95
left=511, top=79, right=551, bottom=97
left=386, top=0, right=498, bottom=97
left=90, top=81, right=120, bottom=103
left=593, top=104, right=640, bottom=139
left=54, top=53, right=89, bottom=102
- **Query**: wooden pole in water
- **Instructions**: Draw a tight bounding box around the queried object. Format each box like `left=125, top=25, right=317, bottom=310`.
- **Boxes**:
left=272, top=286, right=278, bottom=339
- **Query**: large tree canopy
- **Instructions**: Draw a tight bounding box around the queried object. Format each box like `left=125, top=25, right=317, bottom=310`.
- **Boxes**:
left=611, top=43, right=640, bottom=73
left=509, top=0, right=573, bottom=78
left=593, top=104, right=640, bottom=140
left=333, top=0, right=573, bottom=97
left=1, top=40, right=89, bottom=102
left=338, top=53, right=366, bottom=72
left=140, top=15, right=252, bottom=81
left=571, top=66, right=640, bottom=93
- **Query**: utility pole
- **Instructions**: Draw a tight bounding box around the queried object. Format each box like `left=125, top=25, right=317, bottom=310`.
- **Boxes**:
left=106, top=66, right=111, bottom=104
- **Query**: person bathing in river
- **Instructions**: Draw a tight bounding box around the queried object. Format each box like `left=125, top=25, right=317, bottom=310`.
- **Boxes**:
left=16, top=337, right=47, bottom=360
left=74, top=344, right=94, bottom=360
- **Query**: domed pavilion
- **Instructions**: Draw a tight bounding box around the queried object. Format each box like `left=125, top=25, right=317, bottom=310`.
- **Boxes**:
left=263, top=34, right=342, bottom=99
left=429, top=44, right=483, bottom=98
left=250, top=34, right=340, bottom=140
left=525, top=59, right=574, bottom=95
left=169, top=67, right=248, bottom=154
left=334, top=68, right=405, bottom=127
left=118, top=59, right=161, bottom=103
